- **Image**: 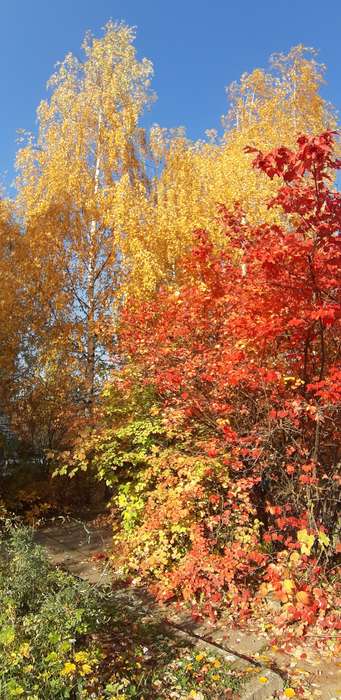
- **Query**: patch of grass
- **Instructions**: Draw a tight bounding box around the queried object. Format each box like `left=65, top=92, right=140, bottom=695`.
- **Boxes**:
left=0, top=526, right=106, bottom=699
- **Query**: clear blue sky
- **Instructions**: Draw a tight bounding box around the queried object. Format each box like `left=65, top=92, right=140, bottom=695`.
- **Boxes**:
left=1, top=0, right=340, bottom=192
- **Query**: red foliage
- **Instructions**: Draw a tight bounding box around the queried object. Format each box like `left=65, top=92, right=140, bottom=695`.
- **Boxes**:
left=119, top=132, right=341, bottom=624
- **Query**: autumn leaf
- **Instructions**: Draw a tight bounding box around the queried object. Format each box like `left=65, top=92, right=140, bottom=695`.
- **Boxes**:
left=317, top=531, right=330, bottom=547
left=296, top=591, right=313, bottom=606
left=282, top=579, right=296, bottom=595
left=297, top=529, right=315, bottom=555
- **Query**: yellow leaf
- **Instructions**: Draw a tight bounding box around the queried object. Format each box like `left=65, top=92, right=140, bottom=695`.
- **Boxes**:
left=297, top=529, right=315, bottom=555
left=282, top=579, right=296, bottom=595
left=289, top=551, right=301, bottom=565
left=318, top=531, right=330, bottom=547
left=258, top=582, right=270, bottom=598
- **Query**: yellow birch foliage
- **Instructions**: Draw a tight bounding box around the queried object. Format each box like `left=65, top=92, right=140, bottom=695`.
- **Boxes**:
left=15, top=21, right=154, bottom=412
left=121, top=46, right=337, bottom=295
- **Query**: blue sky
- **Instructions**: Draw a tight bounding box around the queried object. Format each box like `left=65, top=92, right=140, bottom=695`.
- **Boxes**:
left=1, top=0, right=340, bottom=192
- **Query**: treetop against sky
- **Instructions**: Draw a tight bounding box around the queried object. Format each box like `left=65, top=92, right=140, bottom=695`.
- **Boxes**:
left=1, top=0, right=341, bottom=190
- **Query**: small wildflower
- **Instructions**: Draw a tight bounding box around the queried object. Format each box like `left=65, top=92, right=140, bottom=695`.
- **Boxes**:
left=19, top=643, right=30, bottom=658
left=259, top=676, right=269, bottom=684
left=212, top=674, right=220, bottom=680
left=195, top=653, right=204, bottom=662
left=284, top=689, right=296, bottom=698
left=81, top=663, right=92, bottom=675
left=213, top=659, right=221, bottom=668
left=61, top=662, right=76, bottom=676
left=75, top=651, right=89, bottom=663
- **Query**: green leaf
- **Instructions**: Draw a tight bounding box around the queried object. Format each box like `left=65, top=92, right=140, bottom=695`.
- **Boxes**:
left=0, top=625, right=15, bottom=646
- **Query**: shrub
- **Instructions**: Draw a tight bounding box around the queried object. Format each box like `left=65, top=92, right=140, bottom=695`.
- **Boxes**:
left=113, top=132, right=341, bottom=627
left=0, top=527, right=104, bottom=699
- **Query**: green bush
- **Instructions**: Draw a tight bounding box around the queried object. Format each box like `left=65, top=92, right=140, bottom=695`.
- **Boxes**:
left=0, top=527, right=104, bottom=699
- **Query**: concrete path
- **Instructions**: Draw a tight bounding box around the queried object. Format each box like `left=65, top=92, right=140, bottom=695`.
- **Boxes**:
left=34, top=518, right=113, bottom=584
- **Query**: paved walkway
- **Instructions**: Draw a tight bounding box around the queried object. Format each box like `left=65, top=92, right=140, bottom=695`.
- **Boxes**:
left=34, top=518, right=113, bottom=584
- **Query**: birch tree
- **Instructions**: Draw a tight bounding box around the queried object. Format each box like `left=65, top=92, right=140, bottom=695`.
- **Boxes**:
left=16, top=21, right=154, bottom=424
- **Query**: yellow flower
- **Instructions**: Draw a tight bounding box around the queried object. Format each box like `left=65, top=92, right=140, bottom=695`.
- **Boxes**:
left=195, top=653, right=204, bottom=662
left=75, top=651, right=89, bottom=663
left=259, top=676, right=269, bottom=684
left=19, top=643, right=30, bottom=658
left=61, top=662, right=76, bottom=676
left=212, top=674, right=220, bottom=680
left=213, top=659, right=221, bottom=668
left=284, top=689, right=296, bottom=698
left=24, top=665, right=33, bottom=673
left=81, top=663, right=92, bottom=675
